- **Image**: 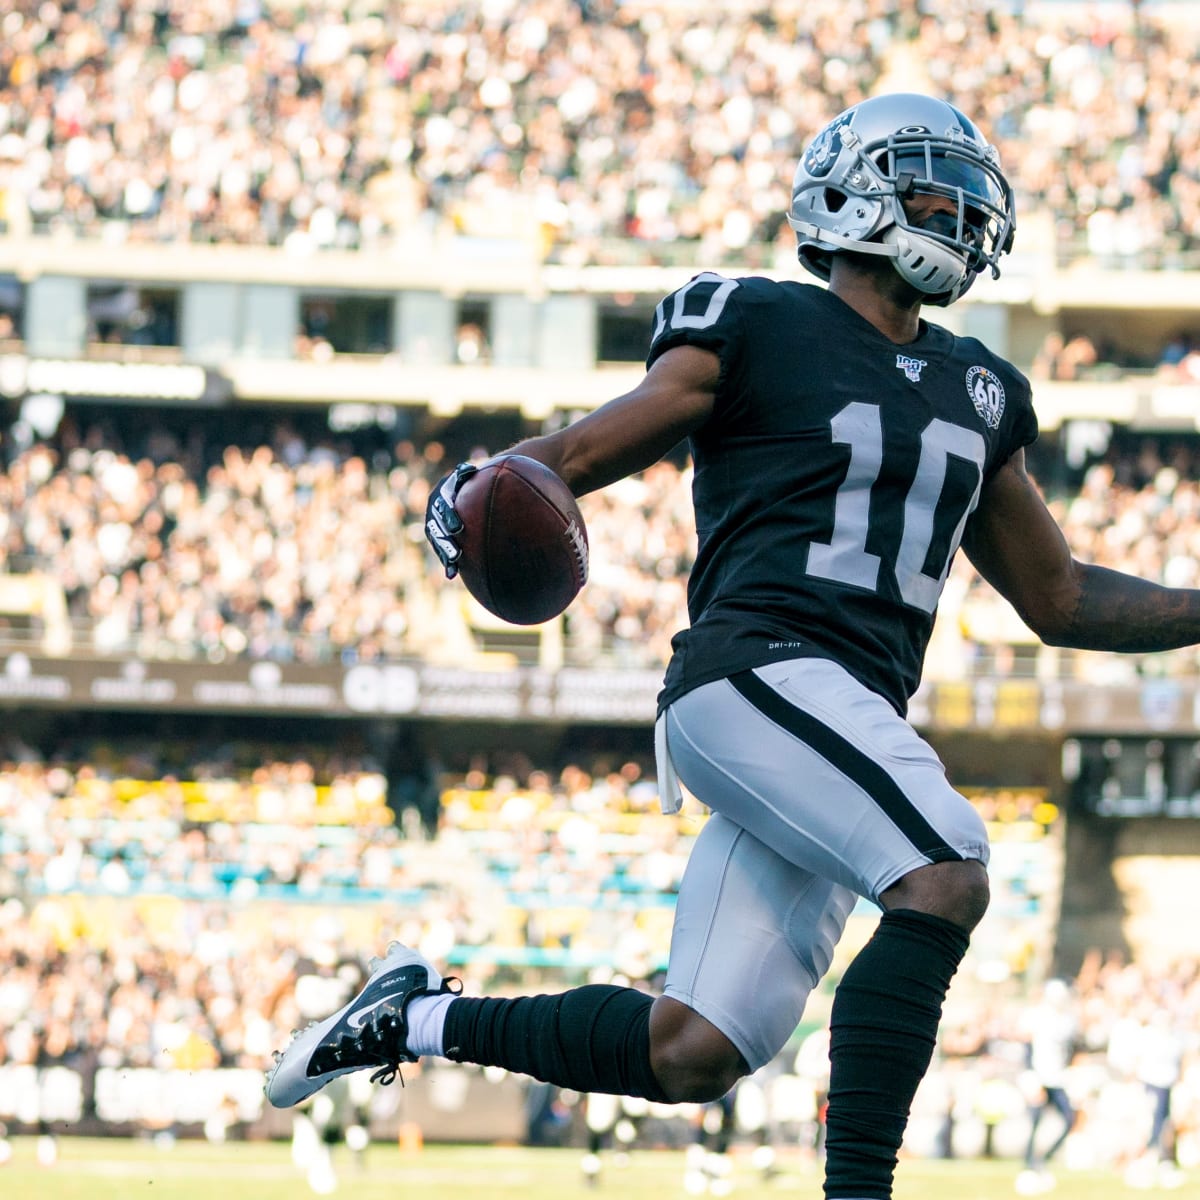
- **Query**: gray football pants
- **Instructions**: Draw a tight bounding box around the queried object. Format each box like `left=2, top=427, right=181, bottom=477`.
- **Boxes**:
left=659, top=657, right=990, bottom=1070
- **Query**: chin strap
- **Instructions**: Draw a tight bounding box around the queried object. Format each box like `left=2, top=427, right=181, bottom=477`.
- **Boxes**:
left=786, top=214, right=898, bottom=258
left=789, top=211, right=973, bottom=304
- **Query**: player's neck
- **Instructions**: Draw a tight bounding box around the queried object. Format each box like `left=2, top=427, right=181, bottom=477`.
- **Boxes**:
left=827, top=259, right=924, bottom=345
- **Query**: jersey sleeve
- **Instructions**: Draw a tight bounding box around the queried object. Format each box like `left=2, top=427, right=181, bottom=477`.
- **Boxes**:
left=1000, top=367, right=1038, bottom=464
left=973, top=353, right=1037, bottom=481
left=646, top=272, right=746, bottom=385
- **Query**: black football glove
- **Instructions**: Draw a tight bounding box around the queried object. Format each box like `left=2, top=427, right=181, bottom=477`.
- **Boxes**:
left=424, top=461, right=478, bottom=579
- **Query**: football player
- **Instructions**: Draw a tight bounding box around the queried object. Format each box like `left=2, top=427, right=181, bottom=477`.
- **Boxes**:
left=268, top=93, right=1200, bottom=1200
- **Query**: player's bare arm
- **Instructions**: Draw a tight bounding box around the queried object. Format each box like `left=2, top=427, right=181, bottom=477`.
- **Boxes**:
left=964, top=447, right=1200, bottom=652
left=508, top=344, right=720, bottom=497
left=424, top=344, right=718, bottom=578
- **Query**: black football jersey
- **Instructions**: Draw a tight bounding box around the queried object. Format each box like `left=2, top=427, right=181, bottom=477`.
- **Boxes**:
left=649, top=273, right=1038, bottom=715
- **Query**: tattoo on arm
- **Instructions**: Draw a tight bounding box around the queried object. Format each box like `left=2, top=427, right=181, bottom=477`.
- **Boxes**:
left=1068, top=564, right=1200, bottom=653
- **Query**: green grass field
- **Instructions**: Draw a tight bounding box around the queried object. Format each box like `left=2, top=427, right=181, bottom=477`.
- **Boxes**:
left=3, top=1138, right=1199, bottom=1200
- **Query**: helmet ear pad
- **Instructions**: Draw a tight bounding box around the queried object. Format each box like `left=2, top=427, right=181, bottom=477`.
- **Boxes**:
left=793, top=184, right=885, bottom=247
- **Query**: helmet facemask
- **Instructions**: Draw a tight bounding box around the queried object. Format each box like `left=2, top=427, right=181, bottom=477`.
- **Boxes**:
left=881, top=134, right=1014, bottom=301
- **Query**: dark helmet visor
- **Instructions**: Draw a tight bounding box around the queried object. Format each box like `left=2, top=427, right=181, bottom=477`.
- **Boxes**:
left=892, top=146, right=1003, bottom=209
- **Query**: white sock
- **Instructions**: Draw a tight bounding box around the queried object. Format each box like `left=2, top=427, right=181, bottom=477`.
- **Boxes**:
left=404, top=992, right=454, bottom=1057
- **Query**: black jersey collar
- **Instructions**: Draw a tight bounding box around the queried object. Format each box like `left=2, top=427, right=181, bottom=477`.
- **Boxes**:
left=814, top=285, right=953, bottom=365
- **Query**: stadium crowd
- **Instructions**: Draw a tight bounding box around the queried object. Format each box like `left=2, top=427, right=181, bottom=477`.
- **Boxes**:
left=0, top=409, right=691, bottom=668
left=4, top=409, right=1200, bottom=681
left=0, top=738, right=1194, bottom=1177
left=0, top=717, right=1052, bottom=941
left=0, top=0, right=1197, bottom=267
left=0, top=744, right=688, bottom=1095
left=952, top=435, right=1200, bottom=683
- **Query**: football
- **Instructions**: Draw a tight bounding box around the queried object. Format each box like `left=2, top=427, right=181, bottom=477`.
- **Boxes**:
left=453, top=454, right=589, bottom=625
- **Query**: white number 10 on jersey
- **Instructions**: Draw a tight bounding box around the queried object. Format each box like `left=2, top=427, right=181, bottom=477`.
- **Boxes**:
left=807, top=402, right=985, bottom=614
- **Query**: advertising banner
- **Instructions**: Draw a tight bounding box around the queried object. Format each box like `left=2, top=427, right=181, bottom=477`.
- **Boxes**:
left=0, top=650, right=1196, bottom=732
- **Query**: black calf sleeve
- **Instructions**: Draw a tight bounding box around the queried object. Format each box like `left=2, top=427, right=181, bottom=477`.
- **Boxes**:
left=824, top=908, right=970, bottom=1200
left=442, top=984, right=670, bottom=1103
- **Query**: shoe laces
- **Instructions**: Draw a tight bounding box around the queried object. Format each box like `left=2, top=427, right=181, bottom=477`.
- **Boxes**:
left=360, top=977, right=463, bottom=1089
left=361, top=1011, right=406, bottom=1087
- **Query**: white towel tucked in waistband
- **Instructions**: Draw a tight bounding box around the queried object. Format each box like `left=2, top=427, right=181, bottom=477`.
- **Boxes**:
left=654, top=712, right=684, bottom=815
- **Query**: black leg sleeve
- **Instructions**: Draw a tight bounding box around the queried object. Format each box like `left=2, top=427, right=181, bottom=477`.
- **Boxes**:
left=824, top=908, right=970, bottom=1200
left=443, top=984, right=671, bottom=1103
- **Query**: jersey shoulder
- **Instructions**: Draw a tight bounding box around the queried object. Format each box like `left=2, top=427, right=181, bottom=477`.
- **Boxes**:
left=945, top=331, right=1032, bottom=395
left=939, top=329, right=1038, bottom=454
left=646, top=273, right=821, bottom=367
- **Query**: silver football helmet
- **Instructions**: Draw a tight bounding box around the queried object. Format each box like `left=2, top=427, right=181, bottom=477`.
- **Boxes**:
left=787, top=93, right=1015, bottom=305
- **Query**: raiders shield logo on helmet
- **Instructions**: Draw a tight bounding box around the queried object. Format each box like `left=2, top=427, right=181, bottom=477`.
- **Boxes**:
left=803, top=111, right=854, bottom=178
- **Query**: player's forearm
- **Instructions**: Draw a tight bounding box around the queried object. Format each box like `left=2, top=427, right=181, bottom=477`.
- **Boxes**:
left=505, top=429, right=624, bottom=497
left=1056, top=563, right=1200, bottom=653
left=507, top=348, right=717, bottom=497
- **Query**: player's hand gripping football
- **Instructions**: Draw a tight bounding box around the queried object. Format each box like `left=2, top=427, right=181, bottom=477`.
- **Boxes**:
left=424, top=461, right=478, bottom=578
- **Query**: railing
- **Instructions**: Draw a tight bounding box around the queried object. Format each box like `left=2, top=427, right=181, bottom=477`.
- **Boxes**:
left=4, top=211, right=1200, bottom=293
left=1053, top=234, right=1200, bottom=274
left=0, top=614, right=1197, bottom=684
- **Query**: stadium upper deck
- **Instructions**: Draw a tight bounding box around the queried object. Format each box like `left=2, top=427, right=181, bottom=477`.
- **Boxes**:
left=0, top=0, right=1196, bottom=269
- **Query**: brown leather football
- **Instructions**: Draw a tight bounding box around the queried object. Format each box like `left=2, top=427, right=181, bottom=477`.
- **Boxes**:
left=454, top=455, right=589, bottom=625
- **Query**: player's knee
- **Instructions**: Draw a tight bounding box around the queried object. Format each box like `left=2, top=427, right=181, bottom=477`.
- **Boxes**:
left=652, top=1038, right=746, bottom=1103
left=882, top=858, right=990, bottom=932
left=648, top=997, right=748, bottom=1103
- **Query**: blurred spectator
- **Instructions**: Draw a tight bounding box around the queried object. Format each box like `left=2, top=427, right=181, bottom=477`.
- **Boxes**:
left=1030, top=332, right=1067, bottom=383
left=454, top=322, right=490, bottom=366
left=1158, top=335, right=1194, bottom=375
left=1016, top=979, right=1079, bottom=1195
left=1031, top=331, right=1101, bottom=382
left=1176, top=346, right=1200, bottom=387
left=1123, top=1006, right=1187, bottom=1187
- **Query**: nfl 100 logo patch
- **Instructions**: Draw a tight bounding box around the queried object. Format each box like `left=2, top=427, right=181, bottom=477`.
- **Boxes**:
left=966, top=365, right=1006, bottom=428
left=895, top=354, right=926, bottom=382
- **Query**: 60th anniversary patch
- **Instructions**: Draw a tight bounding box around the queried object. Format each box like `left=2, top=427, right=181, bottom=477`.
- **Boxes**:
left=966, top=365, right=1006, bottom=428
